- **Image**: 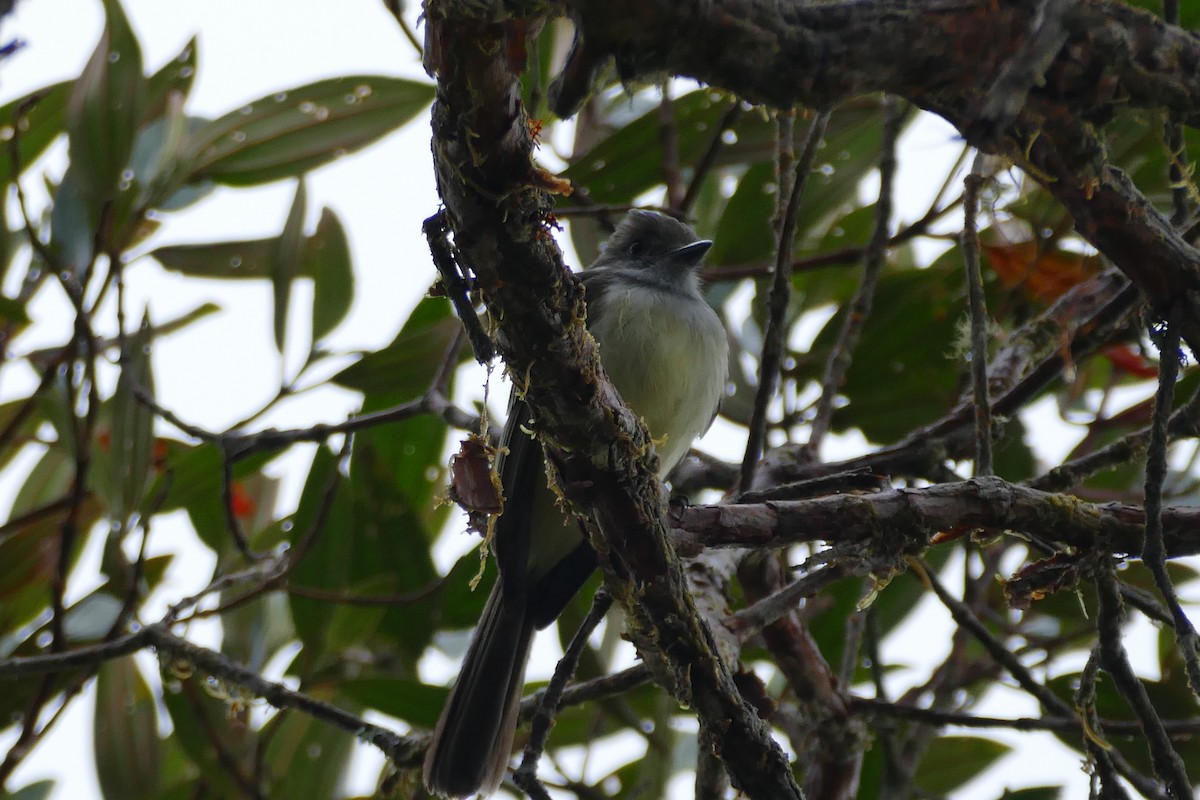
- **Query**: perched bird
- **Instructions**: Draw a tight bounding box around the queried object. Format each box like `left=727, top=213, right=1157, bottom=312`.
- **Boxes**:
left=424, top=210, right=729, bottom=797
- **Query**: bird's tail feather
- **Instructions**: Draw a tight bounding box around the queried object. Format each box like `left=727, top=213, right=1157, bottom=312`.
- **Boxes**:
left=423, top=585, right=534, bottom=798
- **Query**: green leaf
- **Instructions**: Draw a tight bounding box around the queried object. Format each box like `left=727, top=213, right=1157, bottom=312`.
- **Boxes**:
left=304, top=208, right=353, bottom=342
left=434, top=549, right=496, bottom=630
left=708, top=100, right=910, bottom=271
left=64, top=0, right=146, bottom=216
left=349, top=436, right=442, bottom=656
left=0, top=589, right=113, bottom=729
left=913, top=736, right=1010, bottom=794
left=144, top=37, right=197, bottom=122
left=94, top=656, right=161, bottom=800
left=0, top=487, right=101, bottom=640
left=0, top=396, right=46, bottom=476
left=564, top=89, right=747, bottom=207
left=127, top=112, right=207, bottom=213
left=1046, top=669, right=1200, bottom=776
left=993, top=416, right=1036, bottom=482
left=0, top=82, right=72, bottom=186
left=805, top=551, right=950, bottom=680
left=812, top=252, right=965, bottom=443
left=270, top=179, right=307, bottom=352
left=0, top=295, right=29, bottom=327
left=331, top=297, right=458, bottom=397
left=1, top=781, right=55, bottom=800
left=707, top=160, right=774, bottom=268
left=262, top=695, right=356, bottom=800
left=104, top=312, right=156, bottom=523
left=159, top=671, right=255, bottom=799
left=20, top=303, right=218, bottom=368
left=102, top=39, right=205, bottom=232
left=152, top=238, right=275, bottom=278
left=339, top=677, right=446, bottom=728
left=322, top=575, right=393, bottom=654
left=286, top=446, right=347, bottom=664
left=995, top=787, right=1062, bottom=800
left=48, top=165, right=96, bottom=277
left=152, top=441, right=272, bottom=554
left=151, top=213, right=351, bottom=345
left=220, top=590, right=294, bottom=673
left=183, top=76, right=434, bottom=186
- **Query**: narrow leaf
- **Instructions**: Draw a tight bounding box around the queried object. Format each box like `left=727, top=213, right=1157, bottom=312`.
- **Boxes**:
left=304, top=207, right=353, bottom=341
left=262, top=694, right=356, bottom=800
left=270, top=179, right=307, bottom=352
left=913, top=736, right=1010, bottom=794
left=108, top=311, right=156, bottom=522
left=152, top=238, right=275, bottom=278
left=331, top=297, right=458, bottom=396
left=2, top=781, right=55, bottom=800
left=0, top=82, right=72, bottom=186
left=183, top=76, right=433, bottom=186
left=64, top=0, right=146, bottom=215
left=48, top=165, right=95, bottom=277
left=144, top=36, right=197, bottom=122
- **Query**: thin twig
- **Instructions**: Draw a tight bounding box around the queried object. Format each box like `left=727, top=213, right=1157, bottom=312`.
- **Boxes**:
left=658, top=83, right=684, bottom=210
left=1163, top=0, right=1191, bottom=229
left=723, top=563, right=845, bottom=641
left=1028, top=379, right=1200, bottom=492
left=515, top=589, right=613, bottom=795
left=961, top=151, right=994, bottom=476
left=850, top=695, right=1200, bottom=737
left=915, top=559, right=1075, bottom=715
left=740, top=109, right=830, bottom=492
left=680, top=101, right=742, bottom=214
left=382, top=0, right=424, bottom=59
left=1140, top=306, right=1200, bottom=697
left=1094, top=562, right=1191, bottom=797
left=706, top=190, right=965, bottom=283
left=807, top=96, right=901, bottom=452
left=133, top=383, right=479, bottom=458
left=1075, top=645, right=1134, bottom=800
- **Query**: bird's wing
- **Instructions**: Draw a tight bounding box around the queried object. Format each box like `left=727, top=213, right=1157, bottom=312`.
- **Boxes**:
left=493, top=392, right=540, bottom=600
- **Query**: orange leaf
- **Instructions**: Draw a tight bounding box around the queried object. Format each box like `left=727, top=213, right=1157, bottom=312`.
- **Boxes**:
left=1101, top=344, right=1159, bottom=379
left=983, top=240, right=1097, bottom=305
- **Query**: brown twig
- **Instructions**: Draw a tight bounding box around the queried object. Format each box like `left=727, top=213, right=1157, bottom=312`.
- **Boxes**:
left=961, top=152, right=994, bottom=477
left=807, top=96, right=901, bottom=453
left=740, top=109, right=830, bottom=492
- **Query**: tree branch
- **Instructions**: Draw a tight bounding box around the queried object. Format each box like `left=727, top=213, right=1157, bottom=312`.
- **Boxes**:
left=555, top=0, right=1200, bottom=353
left=673, top=476, right=1200, bottom=561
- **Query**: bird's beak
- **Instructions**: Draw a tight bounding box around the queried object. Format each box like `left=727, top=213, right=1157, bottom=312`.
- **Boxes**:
left=666, top=239, right=713, bottom=268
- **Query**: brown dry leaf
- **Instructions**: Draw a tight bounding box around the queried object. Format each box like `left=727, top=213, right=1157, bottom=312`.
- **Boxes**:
left=984, top=240, right=1099, bottom=305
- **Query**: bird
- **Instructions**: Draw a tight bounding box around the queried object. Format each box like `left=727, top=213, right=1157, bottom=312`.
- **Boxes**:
left=423, top=209, right=729, bottom=797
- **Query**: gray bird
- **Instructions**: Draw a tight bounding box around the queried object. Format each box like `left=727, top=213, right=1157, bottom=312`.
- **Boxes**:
left=423, top=210, right=729, bottom=797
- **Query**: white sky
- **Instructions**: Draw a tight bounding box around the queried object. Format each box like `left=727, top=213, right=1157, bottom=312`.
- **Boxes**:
left=0, top=2, right=1178, bottom=799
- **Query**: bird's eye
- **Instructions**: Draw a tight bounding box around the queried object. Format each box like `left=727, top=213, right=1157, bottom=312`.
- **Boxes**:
left=628, top=241, right=644, bottom=256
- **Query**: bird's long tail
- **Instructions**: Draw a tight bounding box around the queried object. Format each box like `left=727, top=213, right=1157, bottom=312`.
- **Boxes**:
left=423, top=584, right=534, bottom=798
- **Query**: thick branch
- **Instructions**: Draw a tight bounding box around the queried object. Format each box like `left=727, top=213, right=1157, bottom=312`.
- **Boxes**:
left=556, top=0, right=1200, bottom=352
left=673, top=476, right=1200, bottom=560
